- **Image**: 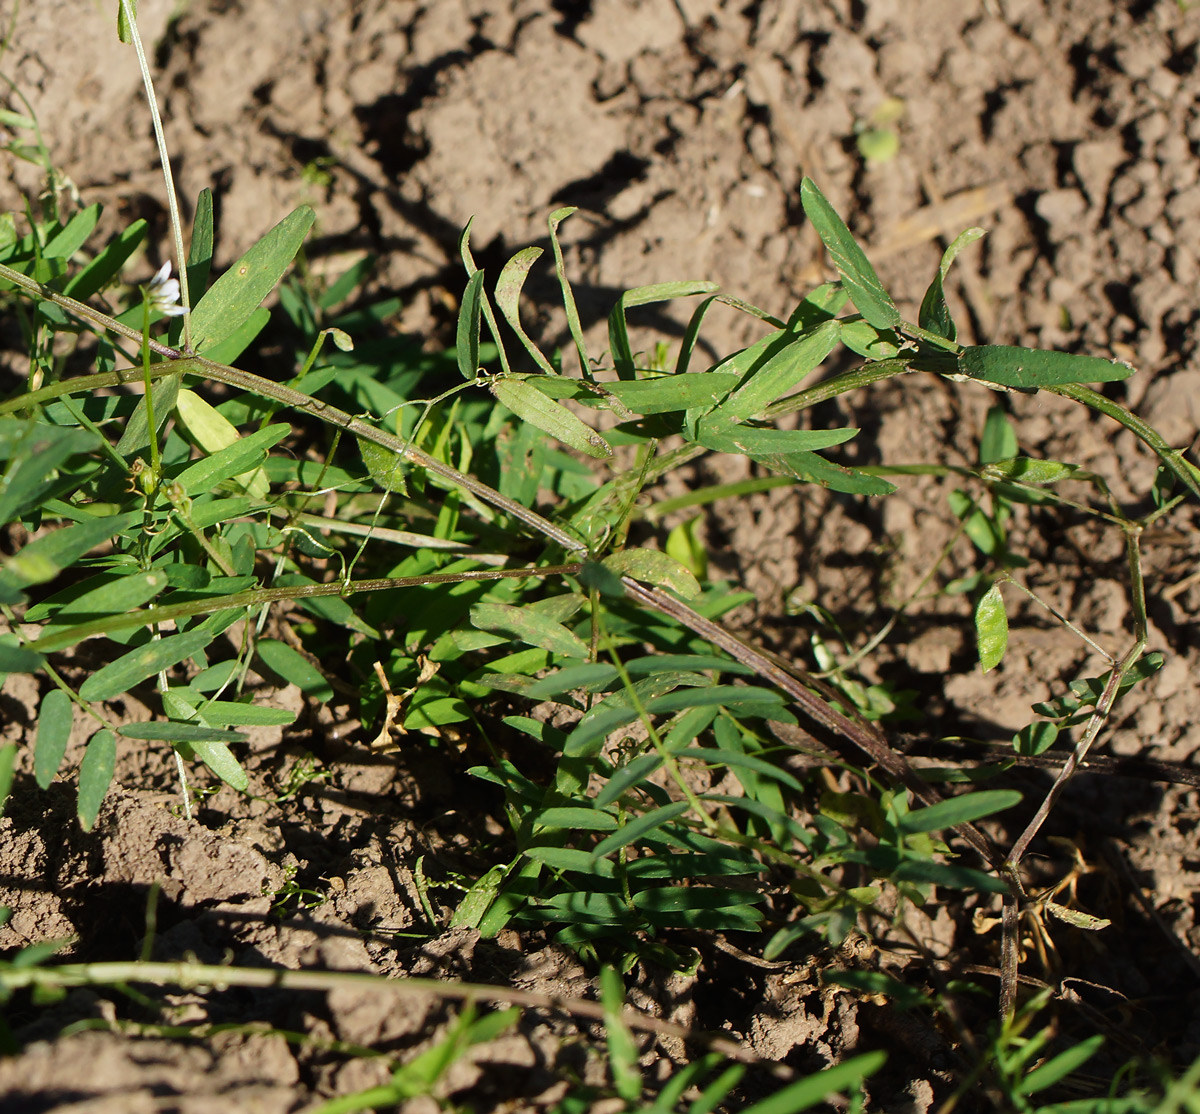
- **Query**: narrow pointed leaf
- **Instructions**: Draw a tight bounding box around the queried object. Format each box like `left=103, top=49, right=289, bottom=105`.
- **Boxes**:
left=0, top=744, right=16, bottom=819
left=490, top=377, right=611, bottom=458
left=957, top=345, right=1134, bottom=389
left=119, top=722, right=246, bottom=742
left=975, top=582, right=1008, bottom=672
left=65, top=219, right=147, bottom=301
left=891, top=859, right=1010, bottom=893
left=919, top=226, right=985, bottom=342
left=495, top=246, right=555, bottom=374
left=255, top=638, right=334, bottom=701
left=190, top=740, right=250, bottom=791
left=548, top=207, right=589, bottom=373
left=188, top=205, right=315, bottom=353
left=34, top=689, right=73, bottom=789
left=79, top=628, right=217, bottom=702
left=609, top=281, right=720, bottom=380
left=800, top=177, right=900, bottom=330
left=77, top=729, right=116, bottom=831
left=0, top=512, right=141, bottom=598
left=171, top=407, right=288, bottom=497
left=115, top=374, right=180, bottom=456
left=581, top=372, right=741, bottom=415
left=44, top=204, right=101, bottom=260
left=1019, top=1035, right=1104, bottom=1096
left=695, top=420, right=856, bottom=456
left=471, top=601, right=588, bottom=658
left=720, top=319, right=841, bottom=419
left=592, top=802, right=691, bottom=858
left=896, top=788, right=1022, bottom=834
left=456, top=268, right=485, bottom=380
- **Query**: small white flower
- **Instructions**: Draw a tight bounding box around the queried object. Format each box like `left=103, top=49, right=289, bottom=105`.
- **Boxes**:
left=146, top=260, right=188, bottom=317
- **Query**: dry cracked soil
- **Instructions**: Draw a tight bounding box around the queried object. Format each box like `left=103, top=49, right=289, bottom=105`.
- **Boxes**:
left=1, top=1, right=1200, bottom=1111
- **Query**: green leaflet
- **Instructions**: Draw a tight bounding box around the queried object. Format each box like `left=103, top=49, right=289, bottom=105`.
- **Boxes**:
left=975, top=582, right=1008, bottom=672
left=188, top=740, right=250, bottom=791
left=580, top=372, right=740, bottom=415
left=119, top=721, right=246, bottom=743
left=357, top=436, right=408, bottom=493
left=0, top=512, right=141, bottom=600
left=43, top=204, right=101, bottom=260
left=470, top=601, right=588, bottom=658
left=800, top=177, right=901, bottom=330
left=456, top=268, right=485, bottom=380
left=77, top=728, right=116, bottom=832
left=956, top=345, right=1134, bottom=389
left=694, top=419, right=857, bottom=457
left=609, top=280, right=720, bottom=380
left=114, top=374, right=180, bottom=457
left=188, top=205, right=315, bottom=353
left=0, top=744, right=15, bottom=819
left=79, top=627, right=217, bottom=702
left=717, top=319, right=841, bottom=420
left=495, top=246, right=555, bottom=375
left=116, top=0, right=137, bottom=43
left=490, top=377, right=612, bottom=459
left=255, top=638, right=334, bottom=701
left=0, top=421, right=100, bottom=528
left=895, top=788, right=1022, bottom=835
left=34, top=689, right=73, bottom=789
left=548, top=207, right=590, bottom=373
left=65, top=219, right=147, bottom=302
left=918, top=226, right=985, bottom=343
left=601, top=548, right=701, bottom=599
left=171, top=401, right=288, bottom=497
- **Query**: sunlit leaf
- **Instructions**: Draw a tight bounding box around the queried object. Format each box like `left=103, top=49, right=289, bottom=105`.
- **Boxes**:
left=800, top=177, right=900, bottom=330
left=79, top=628, right=217, bottom=702
left=896, top=788, right=1022, bottom=835
left=602, top=548, right=701, bottom=600
left=975, top=582, right=1008, bottom=672
left=189, top=206, right=315, bottom=353
left=490, top=377, right=612, bottom=459
left=957, top=345, right=1134, bottom=389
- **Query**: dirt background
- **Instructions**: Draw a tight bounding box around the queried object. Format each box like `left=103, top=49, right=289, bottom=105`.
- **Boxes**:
left=2, top=0, right=1200, bottom=1110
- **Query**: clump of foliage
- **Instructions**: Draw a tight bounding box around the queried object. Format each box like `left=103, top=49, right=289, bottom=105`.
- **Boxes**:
left=0, top=3, right=1197, bottom=1110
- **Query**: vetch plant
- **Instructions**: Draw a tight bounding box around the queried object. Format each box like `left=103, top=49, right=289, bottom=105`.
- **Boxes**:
left=0, top=4, right=1197, bottom=1108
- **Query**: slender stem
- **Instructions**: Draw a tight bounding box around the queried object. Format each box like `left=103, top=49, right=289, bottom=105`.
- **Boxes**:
left=618, top=576, right=1004, bottom=870
left=118, top=0, right=191, bottom=345
left=141, top=298, right=161, bottom=476
left=1049, top=383, right=1200, bottom=502
left=28, top=564, right=584, bottom=653
left=0, top=958, right=763, bottom=1066
left=0, top=281, right=589, bottom=556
